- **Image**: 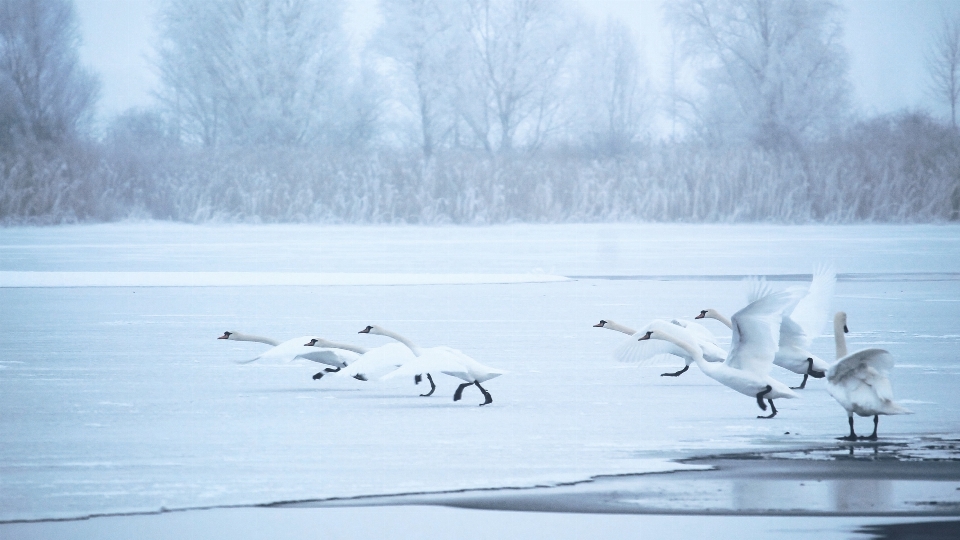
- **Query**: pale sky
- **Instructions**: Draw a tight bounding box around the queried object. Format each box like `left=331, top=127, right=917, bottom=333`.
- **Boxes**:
left=74, top=0, right=960, bottom=130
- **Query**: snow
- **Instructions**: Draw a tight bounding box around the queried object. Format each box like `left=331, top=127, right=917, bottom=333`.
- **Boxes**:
left=1, top=222, right=959, bottom=522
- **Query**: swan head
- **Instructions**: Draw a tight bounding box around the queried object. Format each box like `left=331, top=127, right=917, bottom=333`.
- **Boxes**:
left=218, top=331, right=234, bottom=340
left=359, top=325, right=382, bottom=335
left=835, top=311, right=848, bottom=333
left=593, top=320, right=610, bottom=328
left=695, top=310, right=709, bottom=320
left=636, top=330, right=654, bottom=341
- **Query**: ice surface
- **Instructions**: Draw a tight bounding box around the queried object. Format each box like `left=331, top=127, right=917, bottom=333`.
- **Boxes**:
left=0, top=271, right=568, bottom=287
left=1, top=223, right=959, bottom=521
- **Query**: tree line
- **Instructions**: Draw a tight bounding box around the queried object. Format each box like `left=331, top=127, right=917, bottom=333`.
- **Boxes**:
left=2, top=0, right=959, bottom=224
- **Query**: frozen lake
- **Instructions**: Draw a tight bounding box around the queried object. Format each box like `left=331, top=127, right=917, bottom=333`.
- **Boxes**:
left=1, top=223, right=959, bottom=526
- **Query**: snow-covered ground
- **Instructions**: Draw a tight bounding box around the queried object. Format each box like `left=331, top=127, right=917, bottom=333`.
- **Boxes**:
left=1, top=223, right=958, bottom=523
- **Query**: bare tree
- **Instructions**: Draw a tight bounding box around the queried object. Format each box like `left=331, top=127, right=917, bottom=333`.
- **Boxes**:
left=571, top=17, right=649, bottom=155
left=456, top=0, right=575, bottom=154
left=666, top=0, right=849, bottom=149
left=0, top=0, right=99, bottom=144
left=373, top=0, right=460, bottom=158
left=155, top=0, right=348, bottom=147
left=927, top=13, right=960, bottom=130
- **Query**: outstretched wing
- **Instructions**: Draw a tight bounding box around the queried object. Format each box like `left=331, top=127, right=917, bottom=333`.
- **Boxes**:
left=789, top=265, right=836, bottom=343
left=745, top=276, right=775, bottom=304
left=296, top=348, right=359, bottom=368
left=726, top=289, right=803, bottom=375
left=613, top=320, right=696, bottom=365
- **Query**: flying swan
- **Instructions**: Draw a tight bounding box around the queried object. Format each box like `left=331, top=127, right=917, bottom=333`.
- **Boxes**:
left=303, top=338, right=417, bottom=383
left=696, top=266, right=836, bottom=389
left=644, top=289, right=802, bottom=418
left=594, top=319, right=726, bottom=376
left=217, top=331, right=358, bottom=378
left=358, top=325, right=505, bottom=406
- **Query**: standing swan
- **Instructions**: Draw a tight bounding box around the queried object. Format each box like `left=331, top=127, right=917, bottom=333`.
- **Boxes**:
left=359, top=325, right=505, bottom=406
left=217, top=331, right=358, bottom=377
left=827, top=312, right=912, bottom=441
left=696, top=267, right=836, bottom=389
left=649, top=290, right=801, bottom=418
left=594, top=319, right=726, bottom=376
left=303, top=338, right=416, bottom=382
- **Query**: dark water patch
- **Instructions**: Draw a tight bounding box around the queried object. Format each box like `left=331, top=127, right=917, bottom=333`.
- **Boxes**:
left=570, top=273, right=960, bottom=283
left=857, top=520, right=960, bottom=539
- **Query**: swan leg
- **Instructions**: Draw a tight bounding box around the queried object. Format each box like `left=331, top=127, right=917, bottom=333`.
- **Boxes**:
left=475, top=381, right=493, bottom=406
left=791, top=359, right=822, bottom=389
left=755, top=385, right=772, bottom=411
left=837, top=415, right=858, bottom=441
left=312, top=372, right=325, bottom=380
left=453, top=382, right=472, bottom=401
left=660, top=365, right=690, bottom=377
left=758, top=399, right=778, bottom=419
left=324, top=366, right=341, bottom=373
left=420, top=374, right=436, bottom=397
left=860, top=415, right=879, bottom=440
left=473, top=381, right=493, bottom=407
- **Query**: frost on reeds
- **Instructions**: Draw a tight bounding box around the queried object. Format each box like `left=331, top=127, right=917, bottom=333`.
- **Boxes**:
left=2, top=113, right=958, bottom=225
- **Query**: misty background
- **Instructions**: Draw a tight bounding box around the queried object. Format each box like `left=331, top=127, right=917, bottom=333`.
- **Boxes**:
left=2, top=0, right=960, bottom=224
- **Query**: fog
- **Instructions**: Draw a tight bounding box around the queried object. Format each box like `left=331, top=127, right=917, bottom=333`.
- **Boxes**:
left=3, top=0, right=960, bottom=224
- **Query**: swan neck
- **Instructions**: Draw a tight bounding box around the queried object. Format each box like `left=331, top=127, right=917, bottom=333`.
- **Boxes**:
left=316, top=340, right=369, bottom=355
left=603, top=321, right=637, bottom=335
left=658, top=332, right=708, bottom=370
left=231, top=333, right=281, bottom=346
left=378, top=329, right=423, bottom=356
left=834, top=319, right=848, bottom=360
left=709, top=311, right=733, bottom=329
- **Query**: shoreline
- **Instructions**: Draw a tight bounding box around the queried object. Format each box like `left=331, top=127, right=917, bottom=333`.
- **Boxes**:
left=7, top=439, right=959, bottom=525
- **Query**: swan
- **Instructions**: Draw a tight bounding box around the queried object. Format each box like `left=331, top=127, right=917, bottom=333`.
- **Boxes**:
left=358, top=325, right=505, bottom=406
left=217, top=331, right=359, bottom=378
left=696, top=267, right=836, bottom=389
left=826, top=312, right=912, bottom=441
left=594, top=319, right=726, bottom=376
left=303, top=338, right=417, bottom=383
left=645, top=289, right=802, bottom=418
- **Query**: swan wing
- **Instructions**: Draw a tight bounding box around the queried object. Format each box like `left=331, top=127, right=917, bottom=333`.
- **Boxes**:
left=745, top=276, right=775, bottom=304
left=234, top=336, right=321, bottom=364
left=379, top=355, right=471, bottom=382
left=789, top=265, right=836, bottom=342
left=432, top=346, right=506, bottom=377
left=340, top=344, right=417, bottom=380
left=670, top=319, right=719, bottom=346
left=296, top=348, right=359, bottom=367
left=777, top=316, right=810, bottom=351
left=614, top=334, right=689, bottom=365
left=827, top=348, right=911, bottom=415
left=726, top=289, right=802, bottom=375
left=827, top=348, right=894, bottom=384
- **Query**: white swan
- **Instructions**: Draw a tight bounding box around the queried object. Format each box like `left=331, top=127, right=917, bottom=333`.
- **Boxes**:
left=697, top=267, right=836, bottom=389
left=358, top=325, right=505, bottom=406
left=594, top=319, right=726, bottom=376
left=646, top=289, right=801, bottom=418
left=303, top=338, right=417, bottom=383
left=217, top=331, right=359, bottom=378
left=826, top=312, right=912, bottom=440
